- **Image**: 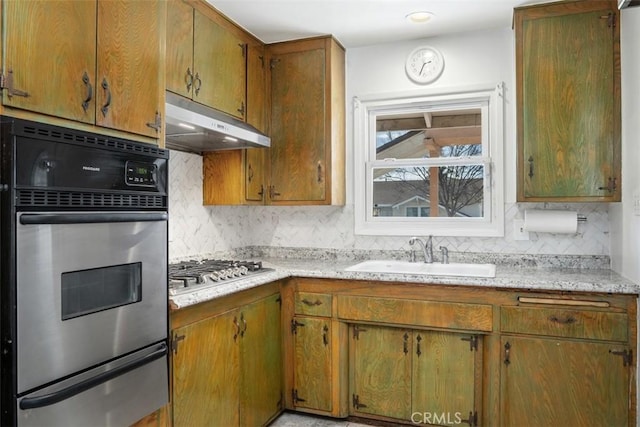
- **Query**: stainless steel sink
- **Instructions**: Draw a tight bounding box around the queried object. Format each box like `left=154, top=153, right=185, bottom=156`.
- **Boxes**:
left=345, top=260, right=496, bottom=278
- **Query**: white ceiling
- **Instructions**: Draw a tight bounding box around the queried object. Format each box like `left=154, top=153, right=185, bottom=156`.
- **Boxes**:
left=207, top=0, right=537, bottom=48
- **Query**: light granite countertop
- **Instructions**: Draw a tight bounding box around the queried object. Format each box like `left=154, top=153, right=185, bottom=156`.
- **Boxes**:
left=169, top=257, right=640, bottom=309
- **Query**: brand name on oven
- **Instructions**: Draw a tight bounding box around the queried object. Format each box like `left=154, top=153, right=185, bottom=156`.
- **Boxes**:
left=82, top=166, right=101, bottom=172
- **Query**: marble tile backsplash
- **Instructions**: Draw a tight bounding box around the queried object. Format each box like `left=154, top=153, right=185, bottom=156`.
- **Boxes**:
left=169, top=150, right=610, bottom=263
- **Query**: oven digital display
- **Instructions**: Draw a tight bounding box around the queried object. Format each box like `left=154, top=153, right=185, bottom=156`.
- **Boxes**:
left=125, top=161, right=157, bottom=187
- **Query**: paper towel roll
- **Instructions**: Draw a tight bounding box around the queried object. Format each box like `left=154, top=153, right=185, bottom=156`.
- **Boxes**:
left=523, top=209, right=578, bottom=234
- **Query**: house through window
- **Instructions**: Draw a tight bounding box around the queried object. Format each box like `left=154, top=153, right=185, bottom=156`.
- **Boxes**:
left=353, top=84, right=504, bottom=236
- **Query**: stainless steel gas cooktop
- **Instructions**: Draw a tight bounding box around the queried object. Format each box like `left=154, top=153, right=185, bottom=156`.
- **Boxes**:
left=168, top=259, right=272, bottom=295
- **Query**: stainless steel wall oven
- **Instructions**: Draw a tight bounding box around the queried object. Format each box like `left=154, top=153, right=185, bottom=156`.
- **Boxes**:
left=0, top=117, right=169, bottom=426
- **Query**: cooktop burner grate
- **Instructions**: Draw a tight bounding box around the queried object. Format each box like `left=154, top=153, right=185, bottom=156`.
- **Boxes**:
left=169, top=259, right=271, bottom=294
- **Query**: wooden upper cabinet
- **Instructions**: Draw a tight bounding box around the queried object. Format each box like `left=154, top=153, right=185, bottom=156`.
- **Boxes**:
left=267, top=36, right=345, bottom=205
left=96, top=0, right=163, bottom=138
left=3, top=0, right=163, bottom=140
left=515, top=0, right=621, bottom=202
left=165, top=0, right=194, bottom=98
left=3, top=1, right=96, bottom=123
left=166, top=1, right=247, bottom=120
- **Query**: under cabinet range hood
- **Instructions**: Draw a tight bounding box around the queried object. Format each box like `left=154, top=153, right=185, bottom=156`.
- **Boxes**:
left=164, top=92, right=270, bottom=153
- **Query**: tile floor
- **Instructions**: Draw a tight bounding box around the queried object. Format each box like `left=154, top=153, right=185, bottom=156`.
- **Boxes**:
left=269, top=412, right=374, bottom=427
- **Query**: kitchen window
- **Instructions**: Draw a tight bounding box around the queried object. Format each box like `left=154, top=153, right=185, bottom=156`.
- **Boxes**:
left=353, top=83, right=504, bottom=236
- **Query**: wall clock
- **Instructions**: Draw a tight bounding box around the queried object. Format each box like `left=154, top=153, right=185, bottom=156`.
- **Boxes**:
left=405, top=46, right=445, bottom=84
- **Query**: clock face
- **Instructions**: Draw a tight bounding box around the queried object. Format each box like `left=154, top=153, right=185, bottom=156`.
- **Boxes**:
left=405, top=46, right=444, bottom=84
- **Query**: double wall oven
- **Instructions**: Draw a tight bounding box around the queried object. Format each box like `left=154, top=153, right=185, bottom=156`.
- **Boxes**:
left=0, top=117, right=169, bottom=426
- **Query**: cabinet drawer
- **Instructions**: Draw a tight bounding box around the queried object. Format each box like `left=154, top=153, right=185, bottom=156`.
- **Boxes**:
left=337, top=296, right=492, bottom=332
left=501, top=306, right=628, bottom=342
left=294, top=292, right=332, bottom=317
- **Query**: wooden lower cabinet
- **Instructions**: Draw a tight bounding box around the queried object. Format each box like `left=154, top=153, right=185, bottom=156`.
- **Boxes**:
left=292, top=316, right=332, bottom=412
left=172, top=290, right=282, bottom=427
left=350, top=325, right=481, bottom=424
left=501, top=335, right=630, bottom=427
left=172, top=309, right=240, bottom=426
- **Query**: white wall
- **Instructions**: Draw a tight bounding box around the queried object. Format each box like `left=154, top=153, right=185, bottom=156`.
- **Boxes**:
left=610, top=7, right=640, bottom=282
left=168, top=27, right=612, bottom=261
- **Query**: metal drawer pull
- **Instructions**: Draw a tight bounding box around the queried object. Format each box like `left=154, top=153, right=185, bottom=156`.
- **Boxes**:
left=548, top=315, right=577, bottom=325
left=81, top=71, right=92, bottom=112
left=100, top=78, right=111, bottom=117
left=301, top=298, right=322, bottom=306
left=322, top=325, right=329, bottom=346
left=504, top=341, right=511, bottom=365
left=527, top=156, right=534, bottom=178
left=185, top=67, right=194, bottom=92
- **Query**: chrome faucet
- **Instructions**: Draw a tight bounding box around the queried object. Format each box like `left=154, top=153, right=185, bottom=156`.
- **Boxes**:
left=409, top=236, right=433, bottom=263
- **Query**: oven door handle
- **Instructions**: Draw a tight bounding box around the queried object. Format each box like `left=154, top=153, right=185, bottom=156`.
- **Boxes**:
left=19, top=343, right=168, bottom=410
left=19, top=212, right=167, bottom=225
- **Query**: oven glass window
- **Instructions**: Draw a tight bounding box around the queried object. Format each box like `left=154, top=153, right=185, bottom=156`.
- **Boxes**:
left=61, top=263, right=142, bottom=320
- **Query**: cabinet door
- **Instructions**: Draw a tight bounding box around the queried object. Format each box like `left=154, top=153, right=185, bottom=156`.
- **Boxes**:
left=193, top=12, right=246, bottom=118
left=245, top=43, right=267, bottom=203
left=269, top=48, right=327, bottom=202
left=350, top=325, right=412, bottom=420
left=3, top=0, right=96, bottom=123
left=96, top=0, right=162, bottom=138
left=172, top=309, right=240, bottom=427
left=293, top=316, right=332, bottom=412
left=516, top=2, right=620, bottom=201
left=166, top=0, right=194, bottom=98
left=413, top=331, right=480, bottom=425
left=240, top=293, right=282, bottom=426
left=501, top=336, right=629, bottom=426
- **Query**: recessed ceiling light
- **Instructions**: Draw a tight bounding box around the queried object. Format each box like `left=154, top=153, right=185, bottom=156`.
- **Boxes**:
left=406, top=11, right=435, bottom=24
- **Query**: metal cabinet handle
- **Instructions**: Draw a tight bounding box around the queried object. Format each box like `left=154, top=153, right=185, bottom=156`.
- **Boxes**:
left=237, top=102, right=245, bottom=117
left=548, top=315, right=576, bottom=325
left=240, top=313, right=247, bottom=337
left=416, top=334, right=422, bottom=357
left=81, top=72, right=93, bottom=112
left=233, top=316, right=241, bottom=341
left=269, top=185, right=281, bottom=199
left=403, top=333, right=409, bottom=355
left=301, top=299, right=322, bottom=306
left=317, top=162, right=323, bottom=183
left=100, top=78, right=111, bottom=117
left=248, top=164, right=254, bottom=182
left=504, top=341, right=511, bottom=365
left=322, top=325, right=329, bottom=346
left=257, top=185, right=264, bottom=200
left=194, top=72, right=202, bottom=96
left=527, top=156, right=534, bottom=178
left=186, top=67, right=194, bottom=92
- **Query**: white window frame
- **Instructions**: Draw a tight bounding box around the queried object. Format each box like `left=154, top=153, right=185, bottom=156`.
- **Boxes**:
left=353, top=83, right=505, bottom=237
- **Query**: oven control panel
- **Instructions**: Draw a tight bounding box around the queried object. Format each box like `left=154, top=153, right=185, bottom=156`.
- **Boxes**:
left=125, top=161, right=158, bottom=187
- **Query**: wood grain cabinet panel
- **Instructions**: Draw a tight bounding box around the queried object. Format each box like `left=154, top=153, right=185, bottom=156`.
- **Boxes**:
left=349, top=325, right=481, bottom=424
left=166, top=1, right=247, bottom=119
left=501, top=335, right=630, bottom=426
left=338, top=295, right=493, bottom=332
left=515, top=0, right=621, bottom=201
left=3, top=0, right=163, bottom=140
left=292, top=316, right=333, bottom=413
left=172, top=309, right=240, bottom=427
left=266, top=36, right=345, bottom=206
left=501, top=305, right=628, bottom=342
left=171, top=291, right=282, bottom=427
left=294, top=292, right=332, bottom=317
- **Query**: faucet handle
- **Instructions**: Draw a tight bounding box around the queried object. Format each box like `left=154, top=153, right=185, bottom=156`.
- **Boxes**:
left=439, top=246, right=449, bottom=264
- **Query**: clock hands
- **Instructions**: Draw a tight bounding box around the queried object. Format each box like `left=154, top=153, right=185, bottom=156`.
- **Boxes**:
left=418, top=59, right=433, bottom=76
